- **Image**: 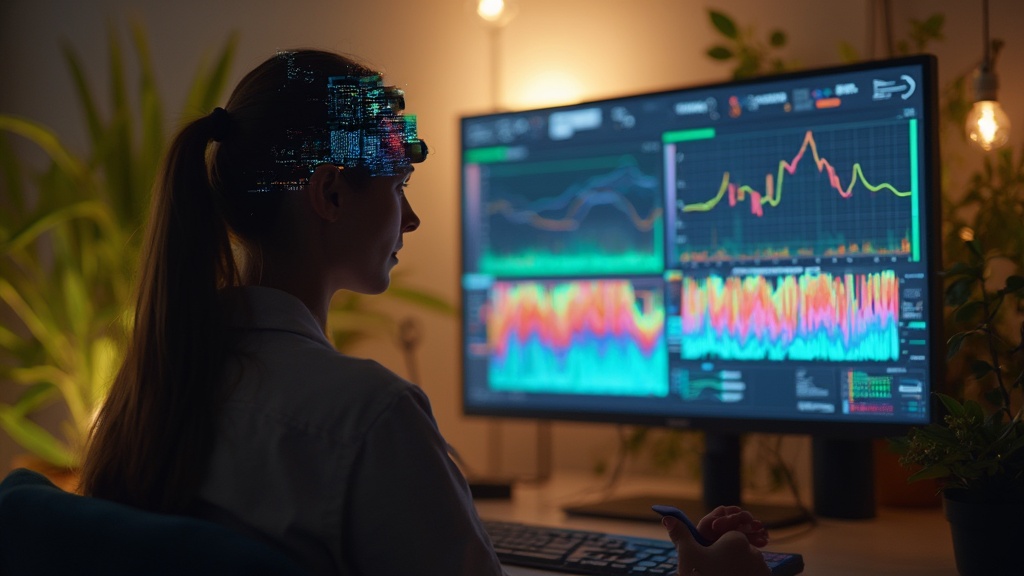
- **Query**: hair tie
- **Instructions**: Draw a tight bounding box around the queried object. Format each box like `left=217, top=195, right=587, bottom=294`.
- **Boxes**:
left=210, top=107, right=230, bottom=142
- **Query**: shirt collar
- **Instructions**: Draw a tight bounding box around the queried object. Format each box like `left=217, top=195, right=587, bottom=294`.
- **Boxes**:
left=223, top=285, right=333, bottom=348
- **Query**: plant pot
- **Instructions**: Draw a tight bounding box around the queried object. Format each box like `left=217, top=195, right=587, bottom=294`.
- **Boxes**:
left=943, top=489, right=1024, bottom=576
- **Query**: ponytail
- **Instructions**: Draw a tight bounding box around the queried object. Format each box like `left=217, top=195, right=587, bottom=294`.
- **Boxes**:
left=80, top=111, right=239, bottom=512
left=81, top=49, right=382, bottom=513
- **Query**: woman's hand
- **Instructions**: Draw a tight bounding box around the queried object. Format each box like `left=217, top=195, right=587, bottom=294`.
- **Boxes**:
left=663, top=511, right=771, bottom=576
left=696, top=505, right=770, bottom=548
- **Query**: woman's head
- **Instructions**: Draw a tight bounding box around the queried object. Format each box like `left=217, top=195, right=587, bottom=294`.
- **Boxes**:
left=80, top=49, right=425, bottom=511
left=206, top=50, right=425, bottom=296
left=209, top=50, right=426, bottom=255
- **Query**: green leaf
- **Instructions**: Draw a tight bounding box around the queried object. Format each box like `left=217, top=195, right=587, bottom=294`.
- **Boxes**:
left=11, top=364, right=86, bottom=427
left=0, top=279, right=74, bottom=368
left=0, top=323, right=22, bottom=350
left=0, top=115, right=87, bottom=181
left=963, top=399, right=985, bottom=422
left=0, top=200, right=115, bottom=254
left=706, top=46, right=734, bottom=60
left=185, top=32, right=239, bottom=116
left=734, top=56, right=760, bottom=80
left=908, top=464, right=951, bottom=482
left=87, top=336, right=119, bottom=409
left=837, top=41, right=860, bottom=63
left=923, top=13, right=945, bottom=37
left=61, top=267, right=91, bottom=342
left=936, top=393, right=965, bottom=417
left=970, top=360, right=994, bottom=380
left=60, top=41, right=104, bottom=149
left=10, top=384, right=58, bottom=418
left=0, top=406, right=75, bottom=468
left=768, top=31, right=786, bottom=47
left=708, top=10, right=738, bottom=39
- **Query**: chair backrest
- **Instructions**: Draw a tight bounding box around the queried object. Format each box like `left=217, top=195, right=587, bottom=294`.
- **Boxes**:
left=0, top=468, right=308, bottom=576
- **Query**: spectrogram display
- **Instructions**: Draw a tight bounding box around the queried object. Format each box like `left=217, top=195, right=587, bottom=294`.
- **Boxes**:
left=680, top=270, right=899, bottom=361
left=487, top=279, right=668, bottom=396
left=674, top=120, right=916, bottom=262
left=476, top=152, right=664, bottom=276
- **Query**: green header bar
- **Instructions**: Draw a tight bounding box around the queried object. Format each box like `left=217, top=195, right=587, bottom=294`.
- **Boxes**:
left=662, top=127, right=716, bottom=143
left=464, top=146, right=512, bottom=164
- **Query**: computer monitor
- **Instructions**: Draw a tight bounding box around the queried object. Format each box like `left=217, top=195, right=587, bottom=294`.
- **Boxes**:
left=459, top=55, right=941, bottom=524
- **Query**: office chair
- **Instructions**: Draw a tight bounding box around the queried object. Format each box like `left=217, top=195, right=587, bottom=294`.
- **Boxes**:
left=0, top=468, right=308, bottom=575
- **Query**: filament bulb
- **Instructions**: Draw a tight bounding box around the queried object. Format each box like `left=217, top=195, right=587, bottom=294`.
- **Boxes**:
left=966, top=100, right=1011, bottom=151
left=477, top=0, right=505, bottom=22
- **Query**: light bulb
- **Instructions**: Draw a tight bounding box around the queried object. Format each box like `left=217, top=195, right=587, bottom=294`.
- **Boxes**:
left=966, top=100, right=1011, bottom=151
left=477, top=0, right=505, bottom=23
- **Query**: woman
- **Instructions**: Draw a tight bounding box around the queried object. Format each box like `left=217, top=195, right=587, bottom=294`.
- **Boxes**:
left=80, top=49, right=770, bottom=576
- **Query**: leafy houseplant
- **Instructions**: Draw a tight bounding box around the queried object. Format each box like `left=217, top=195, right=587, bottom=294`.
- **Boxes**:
left=896, top=239, right=1024, bottom=496
left=893, top=236, right=1024, bottom=575
left=0, top=25, right=238, bottom=472
left=704, top=9, right=789, bottom=79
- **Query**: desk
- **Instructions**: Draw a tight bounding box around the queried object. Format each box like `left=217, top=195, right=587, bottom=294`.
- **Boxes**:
left=475, top=474, right=957, bottom=576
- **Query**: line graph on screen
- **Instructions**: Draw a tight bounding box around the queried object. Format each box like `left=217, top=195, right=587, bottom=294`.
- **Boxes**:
left=673, top=119, right=918, bottom=263
left=474, top=152, right=664, bottom=276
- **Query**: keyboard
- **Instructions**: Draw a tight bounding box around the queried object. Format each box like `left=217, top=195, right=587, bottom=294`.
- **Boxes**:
left=483, top=519, right=804, bottom=575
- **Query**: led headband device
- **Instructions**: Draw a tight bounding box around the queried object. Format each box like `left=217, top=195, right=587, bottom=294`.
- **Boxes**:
left=249, top=53, right=428, bottom=193
left=326, top=74, right=428, bottom=176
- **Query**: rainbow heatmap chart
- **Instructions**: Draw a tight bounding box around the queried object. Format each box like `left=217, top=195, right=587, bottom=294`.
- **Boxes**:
left=487, top=279, right=668, bottom=396
left=680, top=270, right=900, bottom=361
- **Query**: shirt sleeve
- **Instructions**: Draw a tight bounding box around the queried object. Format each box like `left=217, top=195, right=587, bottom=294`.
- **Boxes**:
left=343, top=385, right=506, bottom=576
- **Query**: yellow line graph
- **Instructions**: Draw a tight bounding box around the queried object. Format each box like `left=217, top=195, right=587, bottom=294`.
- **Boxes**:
left=683, top=130, right=910, bottom=217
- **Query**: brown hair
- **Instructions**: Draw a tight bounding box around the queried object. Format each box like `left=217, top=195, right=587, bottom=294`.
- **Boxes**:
left=80, top=50, right=377, bottom=512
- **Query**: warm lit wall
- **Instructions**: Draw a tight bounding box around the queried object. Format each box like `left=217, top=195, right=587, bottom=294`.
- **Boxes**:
left=2, top=1, right=1023, bottom=492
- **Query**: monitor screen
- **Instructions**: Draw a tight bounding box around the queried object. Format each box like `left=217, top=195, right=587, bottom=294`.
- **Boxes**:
left=460, top=55, right=940, bottom=439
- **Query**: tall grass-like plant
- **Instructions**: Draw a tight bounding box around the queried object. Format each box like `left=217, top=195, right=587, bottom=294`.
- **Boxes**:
left=0, top=24, right=237, bottom=469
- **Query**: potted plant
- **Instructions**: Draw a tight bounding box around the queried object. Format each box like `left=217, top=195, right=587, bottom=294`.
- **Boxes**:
left=893, top=232, right=1024, bottom=575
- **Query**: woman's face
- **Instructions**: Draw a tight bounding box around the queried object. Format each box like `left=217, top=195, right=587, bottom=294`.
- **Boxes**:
left=333, top=167, right=420, bottom=294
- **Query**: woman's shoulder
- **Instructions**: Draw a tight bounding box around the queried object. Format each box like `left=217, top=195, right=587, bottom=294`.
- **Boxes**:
left=229, top=347, right=417, bottom=425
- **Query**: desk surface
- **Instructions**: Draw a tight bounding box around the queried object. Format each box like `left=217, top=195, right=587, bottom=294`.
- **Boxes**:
left=474, top=474, right=956, bottom=576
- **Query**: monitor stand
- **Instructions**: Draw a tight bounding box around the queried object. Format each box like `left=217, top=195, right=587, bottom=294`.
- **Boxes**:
left=563, top=433, right=814, bottom=529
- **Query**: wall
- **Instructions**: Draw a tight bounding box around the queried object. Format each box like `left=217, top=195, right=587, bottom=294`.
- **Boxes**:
left=2, top=0, right=1023, bottom=498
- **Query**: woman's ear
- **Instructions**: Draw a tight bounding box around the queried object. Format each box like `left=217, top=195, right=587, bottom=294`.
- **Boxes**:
left=306, top=164, right=346, bottom=222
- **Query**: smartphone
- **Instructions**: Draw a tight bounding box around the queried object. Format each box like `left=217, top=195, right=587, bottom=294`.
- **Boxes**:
left=651, top=504, right=712, bottom=546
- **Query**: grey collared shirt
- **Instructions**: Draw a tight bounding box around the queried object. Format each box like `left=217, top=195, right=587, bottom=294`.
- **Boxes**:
left=196, top=286, right=504, bottom=576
